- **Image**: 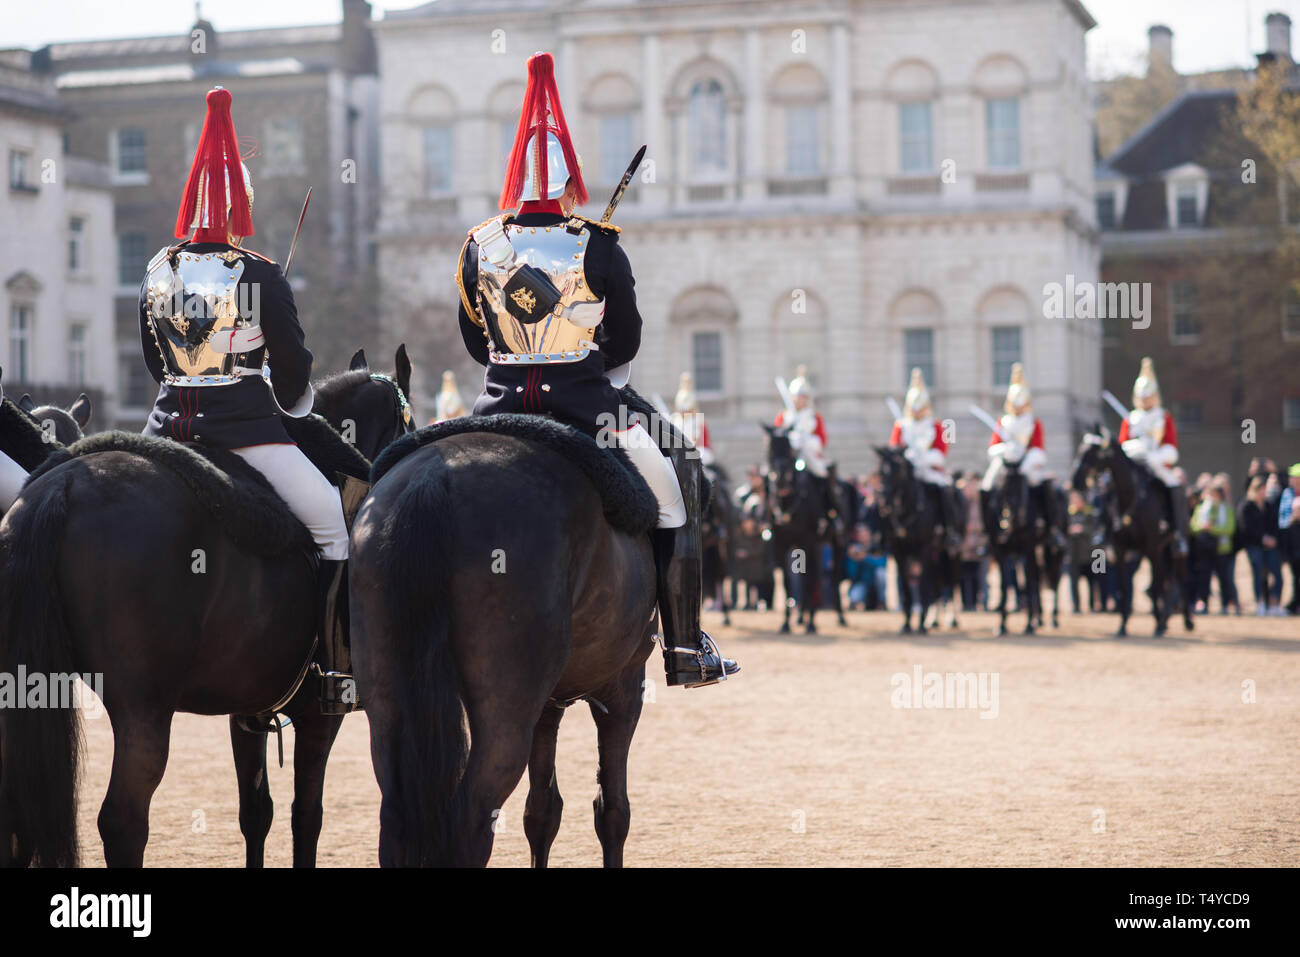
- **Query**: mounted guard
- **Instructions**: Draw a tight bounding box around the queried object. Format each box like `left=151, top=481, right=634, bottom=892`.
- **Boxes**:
left=454, top=52, right=737, bottom=688
left=434, top=369, right=468, bottom=422
left=890, top=367, right=962, bottom=548
left=139, top=86, right=356, bottom=712
left=775, top=366, right=828, bottom=478
left=671, top=372, right=713, bottom=468
left=1117, top=356, right=1189, bottom=555
left=981, top=362, right=1065, bottom=546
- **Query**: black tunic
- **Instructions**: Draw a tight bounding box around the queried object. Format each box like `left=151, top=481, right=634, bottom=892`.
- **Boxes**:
left=139, top=242, right=313, bottom=449
left=456, top=212, right=642, bottom=438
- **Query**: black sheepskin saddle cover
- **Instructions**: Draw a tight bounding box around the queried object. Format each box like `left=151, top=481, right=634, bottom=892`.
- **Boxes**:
left=26, top=415, right=369, bottom=559
left=372, top=410, right=659, bottom=536
left=0, top=398, right=59, bottom=471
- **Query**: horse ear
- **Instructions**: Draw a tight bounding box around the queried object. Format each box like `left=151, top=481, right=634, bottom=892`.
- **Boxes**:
left=759, top=421, right=773, bottom=435
left=394, top=343, right=412, bottom=399
left=349, top=349, right=368, bottom=372
left=69, top=393, right=92, bottom=429
left=18, top=393, right=34, bottom=413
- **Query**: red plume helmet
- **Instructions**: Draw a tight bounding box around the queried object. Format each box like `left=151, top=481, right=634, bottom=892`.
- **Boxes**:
left=174, top=86, right=255, bottom=241
left=498, top=52, right=587, bottom=211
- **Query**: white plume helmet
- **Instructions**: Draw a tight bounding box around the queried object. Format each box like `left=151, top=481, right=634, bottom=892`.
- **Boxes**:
left=788, top=365, right=814, bottom=399
left=1004, top=362, right=1032, bottom=413
left=674, top=372, right=698, bottom=413
left=903, top=366, right=931, bottom=418
left=1132, top=356, right=1161, bottom=404
left=519, top=129, right=581, bottom=202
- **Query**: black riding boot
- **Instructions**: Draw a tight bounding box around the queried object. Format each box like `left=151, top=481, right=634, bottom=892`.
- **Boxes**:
left=1038, top=485, right=1067, bottom=550
left=1168, top=487, right=1190, bottom=557
left=939, top=486, right=962, bottom=550
left=315, top=558, right=360, bottom=714
left=657, top=449, right=740, bottom=688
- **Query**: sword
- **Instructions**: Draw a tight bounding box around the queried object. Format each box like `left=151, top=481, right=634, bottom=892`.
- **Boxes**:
left=775, top=376, right=794, bottom=422
left=1101, top=389, right=1129, bottom=421
left=600, top=145, right=646, bottom=225
left=969, top=404, right=1007, bottom=442
left=283, top=186, right=312, bottom=278
left=885, top=397, right=902, bottom=421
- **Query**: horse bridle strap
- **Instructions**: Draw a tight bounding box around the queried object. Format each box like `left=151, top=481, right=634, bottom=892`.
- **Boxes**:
left=369, top=372, right=415, bottom=433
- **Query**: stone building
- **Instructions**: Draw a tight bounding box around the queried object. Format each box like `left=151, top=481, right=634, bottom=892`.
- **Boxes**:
left=0, top=50, right=115, bottom=419
left=35, top=0, right=380, bottom=428
left=373, top=0, right=1101, bottom=475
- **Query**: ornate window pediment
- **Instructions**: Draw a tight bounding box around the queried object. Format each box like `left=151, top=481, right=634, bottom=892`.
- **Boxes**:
left=4, top=270, right=43, bottom=298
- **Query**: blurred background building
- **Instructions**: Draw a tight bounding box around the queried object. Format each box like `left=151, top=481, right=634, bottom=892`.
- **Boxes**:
left=1095, top=12, right=1300, bottom=479
left=1, top=50, right=115, bottom=421
left=373, top=0, right=1102, bottom=475
left=29, top=0, right=380, bottom=429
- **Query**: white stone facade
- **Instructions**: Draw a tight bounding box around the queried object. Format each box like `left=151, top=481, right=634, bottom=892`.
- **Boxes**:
left=1, top=58, right=116, bottom=418
left=373, top=0, right=1101, bottom=476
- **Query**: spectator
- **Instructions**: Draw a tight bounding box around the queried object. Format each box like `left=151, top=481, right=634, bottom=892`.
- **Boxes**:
left=1191, top=482, right=1239, bottom=614
left=1239, top=476, right=1284, bottom=615
left=1065, top=488, right=1100, bottom=613
left=1280, top=463, right=1300, bottom=615
left=956, top=476, right=987, bottom=611
left=845, top=524, right=887, bottom=610
left=731, top=511, right=773, bottom=611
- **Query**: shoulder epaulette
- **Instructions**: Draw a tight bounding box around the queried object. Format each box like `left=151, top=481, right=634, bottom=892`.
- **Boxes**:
left=237, top=247, right=276, bottom=264
left=466, top=213, right=513, bottom=239
left=566, top=214, right=621, bottom=235
left=455, top=236, right=484, bottom=328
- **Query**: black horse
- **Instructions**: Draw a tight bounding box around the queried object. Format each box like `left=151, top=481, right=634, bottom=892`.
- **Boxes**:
left=0, top=348, right=411, bottom=868
left=762, top=423, right=833, bottom=634
left=1072, top=429, right=1192, bottom=637
left=874, top=446, right=961, bottom=634
left=18, top=393, right=93, bottom=445
left=701, top=462, right=733, bottom=627
left=981, top=460, right=1046, bottom=636
left=349, top=407, right=684, bottom=867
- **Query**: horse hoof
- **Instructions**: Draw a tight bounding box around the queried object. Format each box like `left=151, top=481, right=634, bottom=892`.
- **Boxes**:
left=805, top=625, right=817, bottom=635
left=900, top=624, right=912, bottom=635
left=1024, top=627, right=1035, bottom=636
left=779, top=624, right=791, bottom=635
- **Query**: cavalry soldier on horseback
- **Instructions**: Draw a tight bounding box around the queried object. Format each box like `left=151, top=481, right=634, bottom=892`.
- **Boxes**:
left=434, top=369, right=468, bottom=422
left=672, top=372, right=713, bottom=467
left=775, top=366, right=828, bottom=479
left=981, top=362, right=1066, bottom=546
left=138, top=86, right=356, bottom=712
left=454, top=52, right=737, bottom=688
left=1118, top=356, right=1189, bottom=555
left=889, top=367, right=962, bottom=548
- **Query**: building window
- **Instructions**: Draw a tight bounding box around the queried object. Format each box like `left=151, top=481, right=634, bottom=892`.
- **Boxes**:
left=1284, top=287, right=1300, bottom=341
left=898, top=102, right=933, bottom=173
left=118, top=232, right=148, bottom=287
left=904, top=328, right=935, bottom=389
left=68, top=217, right=85, bottom=273
left=1170, top=280, right=1201, bottom=344
left=991, top=326, right=1022, bottom=386
left=119, top=350, right=153, bottom=409
left=687, top=78, right=728, bottom=177
left=68, top=322, right=87, bottom=386
left=422, top=125, right=453, bottom=196
left=785, top=105, right=820, bottom=176
left=9, top=149, right=35, bottom=190
left=116, top=128, right=147, bottom=175
left=9, top=305, right=32, bottom=382
left=1096, top=192, right=1117, bottom=229
left=599, top=113, right=636, bottom=186
left=1175, top=183, right=1199, bottom=228
left=1285, top=397, right=1300, bottom=431
left=264, top=117, right=305, bottom=175
left=1173, top=399, right=1203, bottom=432
left=985, top=97, right=1020, bottom=169
left=692, top=331, right=723, bottom=393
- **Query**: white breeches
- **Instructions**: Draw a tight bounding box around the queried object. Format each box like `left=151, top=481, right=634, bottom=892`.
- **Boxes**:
left=0, top=448, right=28, bottom=512
left=1122, top=440, right=1180, bottom=487
left=232, top=443, right=349, bottom=559
left=982, top=447, right=1047, bottom=492
left=614, top=423, right=686, bottom=528
left=791, top=432, right=828, bottom=478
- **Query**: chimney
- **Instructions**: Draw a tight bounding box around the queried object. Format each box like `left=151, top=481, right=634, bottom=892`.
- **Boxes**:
left=1266, top=12, right=1292, bottom=62
left=340, top=0, right=377, bottom=76
left=1147, top=24, right=1173, bottom=74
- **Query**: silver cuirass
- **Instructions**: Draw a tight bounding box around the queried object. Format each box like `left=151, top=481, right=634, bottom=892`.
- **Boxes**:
left=144, top=245, right=258, bottom=383
left=475, top=219, right=602, bottom=364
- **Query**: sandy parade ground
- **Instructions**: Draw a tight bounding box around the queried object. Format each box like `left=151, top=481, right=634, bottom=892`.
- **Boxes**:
left=65, top=562, right=1300, bottom=868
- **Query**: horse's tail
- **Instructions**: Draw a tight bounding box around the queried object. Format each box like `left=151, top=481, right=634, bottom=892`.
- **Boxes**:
left=0, top=470, right=82, bottom=867
left=374, top=454, right=468, bottom=865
